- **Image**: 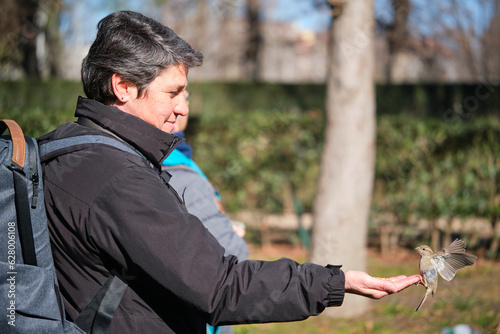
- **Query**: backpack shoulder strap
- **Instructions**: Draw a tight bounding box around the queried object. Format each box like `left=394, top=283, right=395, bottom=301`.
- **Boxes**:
left=74, top=275, right=128, bottom=334
left=39, top=134, right=140, bottom=160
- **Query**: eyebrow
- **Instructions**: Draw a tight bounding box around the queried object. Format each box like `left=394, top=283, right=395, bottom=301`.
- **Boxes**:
left=170, top=83, right=188, bottom=91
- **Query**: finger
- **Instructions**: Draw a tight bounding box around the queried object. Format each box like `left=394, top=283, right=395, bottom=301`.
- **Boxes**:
left=373, top=276, right=417, bottom=295
left=408, top=275, right=423, bottom=283
left=364, top=277, right=399, bottom=295
left=379, top=280, right=400, bottom=294
left=388, top=275, right=420, bottom=282
left=391, top=275, right=422, bottom=291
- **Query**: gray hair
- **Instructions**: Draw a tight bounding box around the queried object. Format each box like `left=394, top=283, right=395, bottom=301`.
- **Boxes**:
left=81, top=11, right=203, bottom=105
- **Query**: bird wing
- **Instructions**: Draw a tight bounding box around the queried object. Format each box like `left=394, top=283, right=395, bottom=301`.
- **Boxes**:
left=438, top=239, right=466, bottom=254
left=434, top=239, right=477, bottom=281
left=434, top=253, right=476, bottom=281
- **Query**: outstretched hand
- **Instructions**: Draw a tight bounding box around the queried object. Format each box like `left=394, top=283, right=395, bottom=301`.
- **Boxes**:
left=344, top=270, right=421, bottom=299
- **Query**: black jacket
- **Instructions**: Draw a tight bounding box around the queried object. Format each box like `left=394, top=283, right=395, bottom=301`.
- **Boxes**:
left=39, top=97, right=345, bottom=334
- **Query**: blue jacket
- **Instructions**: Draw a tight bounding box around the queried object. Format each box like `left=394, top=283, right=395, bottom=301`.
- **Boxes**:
left=162, top=135, right=248, bottom=261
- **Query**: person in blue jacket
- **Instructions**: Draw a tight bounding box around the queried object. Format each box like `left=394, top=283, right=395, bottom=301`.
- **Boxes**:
left=162, top=92, right=248, bottom=260
left=162, top=92, right=248, bottom=334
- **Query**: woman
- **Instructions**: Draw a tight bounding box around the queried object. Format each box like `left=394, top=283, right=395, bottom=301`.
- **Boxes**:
left=40, top=10, right=420, bottom=334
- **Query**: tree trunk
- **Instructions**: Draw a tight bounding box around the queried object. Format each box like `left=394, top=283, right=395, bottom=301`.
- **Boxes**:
left=386, top=0, right=411, bottom=82
left=19, top=0, right=40, bottom=77
left=311, top=0, right=376, bottom=318
left=244, top=0, right=262, bottom=80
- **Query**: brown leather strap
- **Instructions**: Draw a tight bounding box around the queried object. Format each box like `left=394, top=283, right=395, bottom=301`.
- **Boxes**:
left=1, top=119, right=26, bottom=168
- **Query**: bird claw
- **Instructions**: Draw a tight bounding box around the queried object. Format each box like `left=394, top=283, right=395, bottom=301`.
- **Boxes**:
left=417, top=277, right=426, bottom=287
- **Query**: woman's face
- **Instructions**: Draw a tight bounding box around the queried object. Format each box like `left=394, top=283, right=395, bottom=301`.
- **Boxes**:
left=116, top=64, right=189, bottom=133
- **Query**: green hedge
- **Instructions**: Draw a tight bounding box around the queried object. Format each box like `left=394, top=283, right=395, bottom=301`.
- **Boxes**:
left=0, top=80, right=83, bottom=137
left=1, top=80, right=499, bottom=220
left=374, top=115, right=500, bottom=221
left=187, top=108, right=324, bottom=213
left=188, top=112, right=500, bottom=220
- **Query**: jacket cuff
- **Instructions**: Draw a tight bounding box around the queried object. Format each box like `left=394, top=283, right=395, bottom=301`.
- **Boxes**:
left=325, top=264, right=345, bottom=307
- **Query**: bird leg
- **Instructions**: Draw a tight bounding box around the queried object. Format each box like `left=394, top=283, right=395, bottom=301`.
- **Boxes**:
left=417, top=275, right=427, bottom=287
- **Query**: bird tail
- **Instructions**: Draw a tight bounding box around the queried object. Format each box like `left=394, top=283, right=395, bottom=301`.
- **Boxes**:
left=415, top=293, right=428, bottom=312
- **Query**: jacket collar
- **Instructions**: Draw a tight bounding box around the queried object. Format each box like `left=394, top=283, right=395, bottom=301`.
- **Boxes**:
left=75, top=96, right=183, bottom=169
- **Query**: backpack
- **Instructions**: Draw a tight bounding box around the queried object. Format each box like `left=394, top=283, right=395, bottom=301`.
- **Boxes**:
left=1, top=119, right=127, bottom=334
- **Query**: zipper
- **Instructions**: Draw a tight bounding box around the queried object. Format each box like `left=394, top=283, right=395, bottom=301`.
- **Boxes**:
left=26, top=139, right=39, bottom=208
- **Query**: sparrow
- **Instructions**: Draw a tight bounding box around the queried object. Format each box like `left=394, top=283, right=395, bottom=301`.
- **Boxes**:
left=415, top=238, right=477, bottom=312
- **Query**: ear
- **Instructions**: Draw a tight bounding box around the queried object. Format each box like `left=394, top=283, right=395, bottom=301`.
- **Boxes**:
left=111, top=73, right=136, bottom=103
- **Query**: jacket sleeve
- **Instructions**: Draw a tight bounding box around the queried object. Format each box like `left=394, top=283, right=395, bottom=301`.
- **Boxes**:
left=167, top=167, right=249, bottom=261
left=86, top=166, right=345, bottom=325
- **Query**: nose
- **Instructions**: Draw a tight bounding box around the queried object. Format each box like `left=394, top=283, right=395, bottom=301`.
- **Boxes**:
left=174, top=94, right=189, bottom=117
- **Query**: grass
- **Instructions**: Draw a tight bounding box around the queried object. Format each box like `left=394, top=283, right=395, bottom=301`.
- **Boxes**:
left=232, top=246, right=500, bottom=334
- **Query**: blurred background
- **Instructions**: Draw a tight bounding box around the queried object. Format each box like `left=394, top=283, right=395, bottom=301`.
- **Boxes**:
left=1, top=0, right=499, bottom=332
left=1, top=0, right=499, bottom=82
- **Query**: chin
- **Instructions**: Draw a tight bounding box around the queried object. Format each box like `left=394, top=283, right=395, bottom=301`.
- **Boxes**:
left=162, top=124, right=174, bottom=133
